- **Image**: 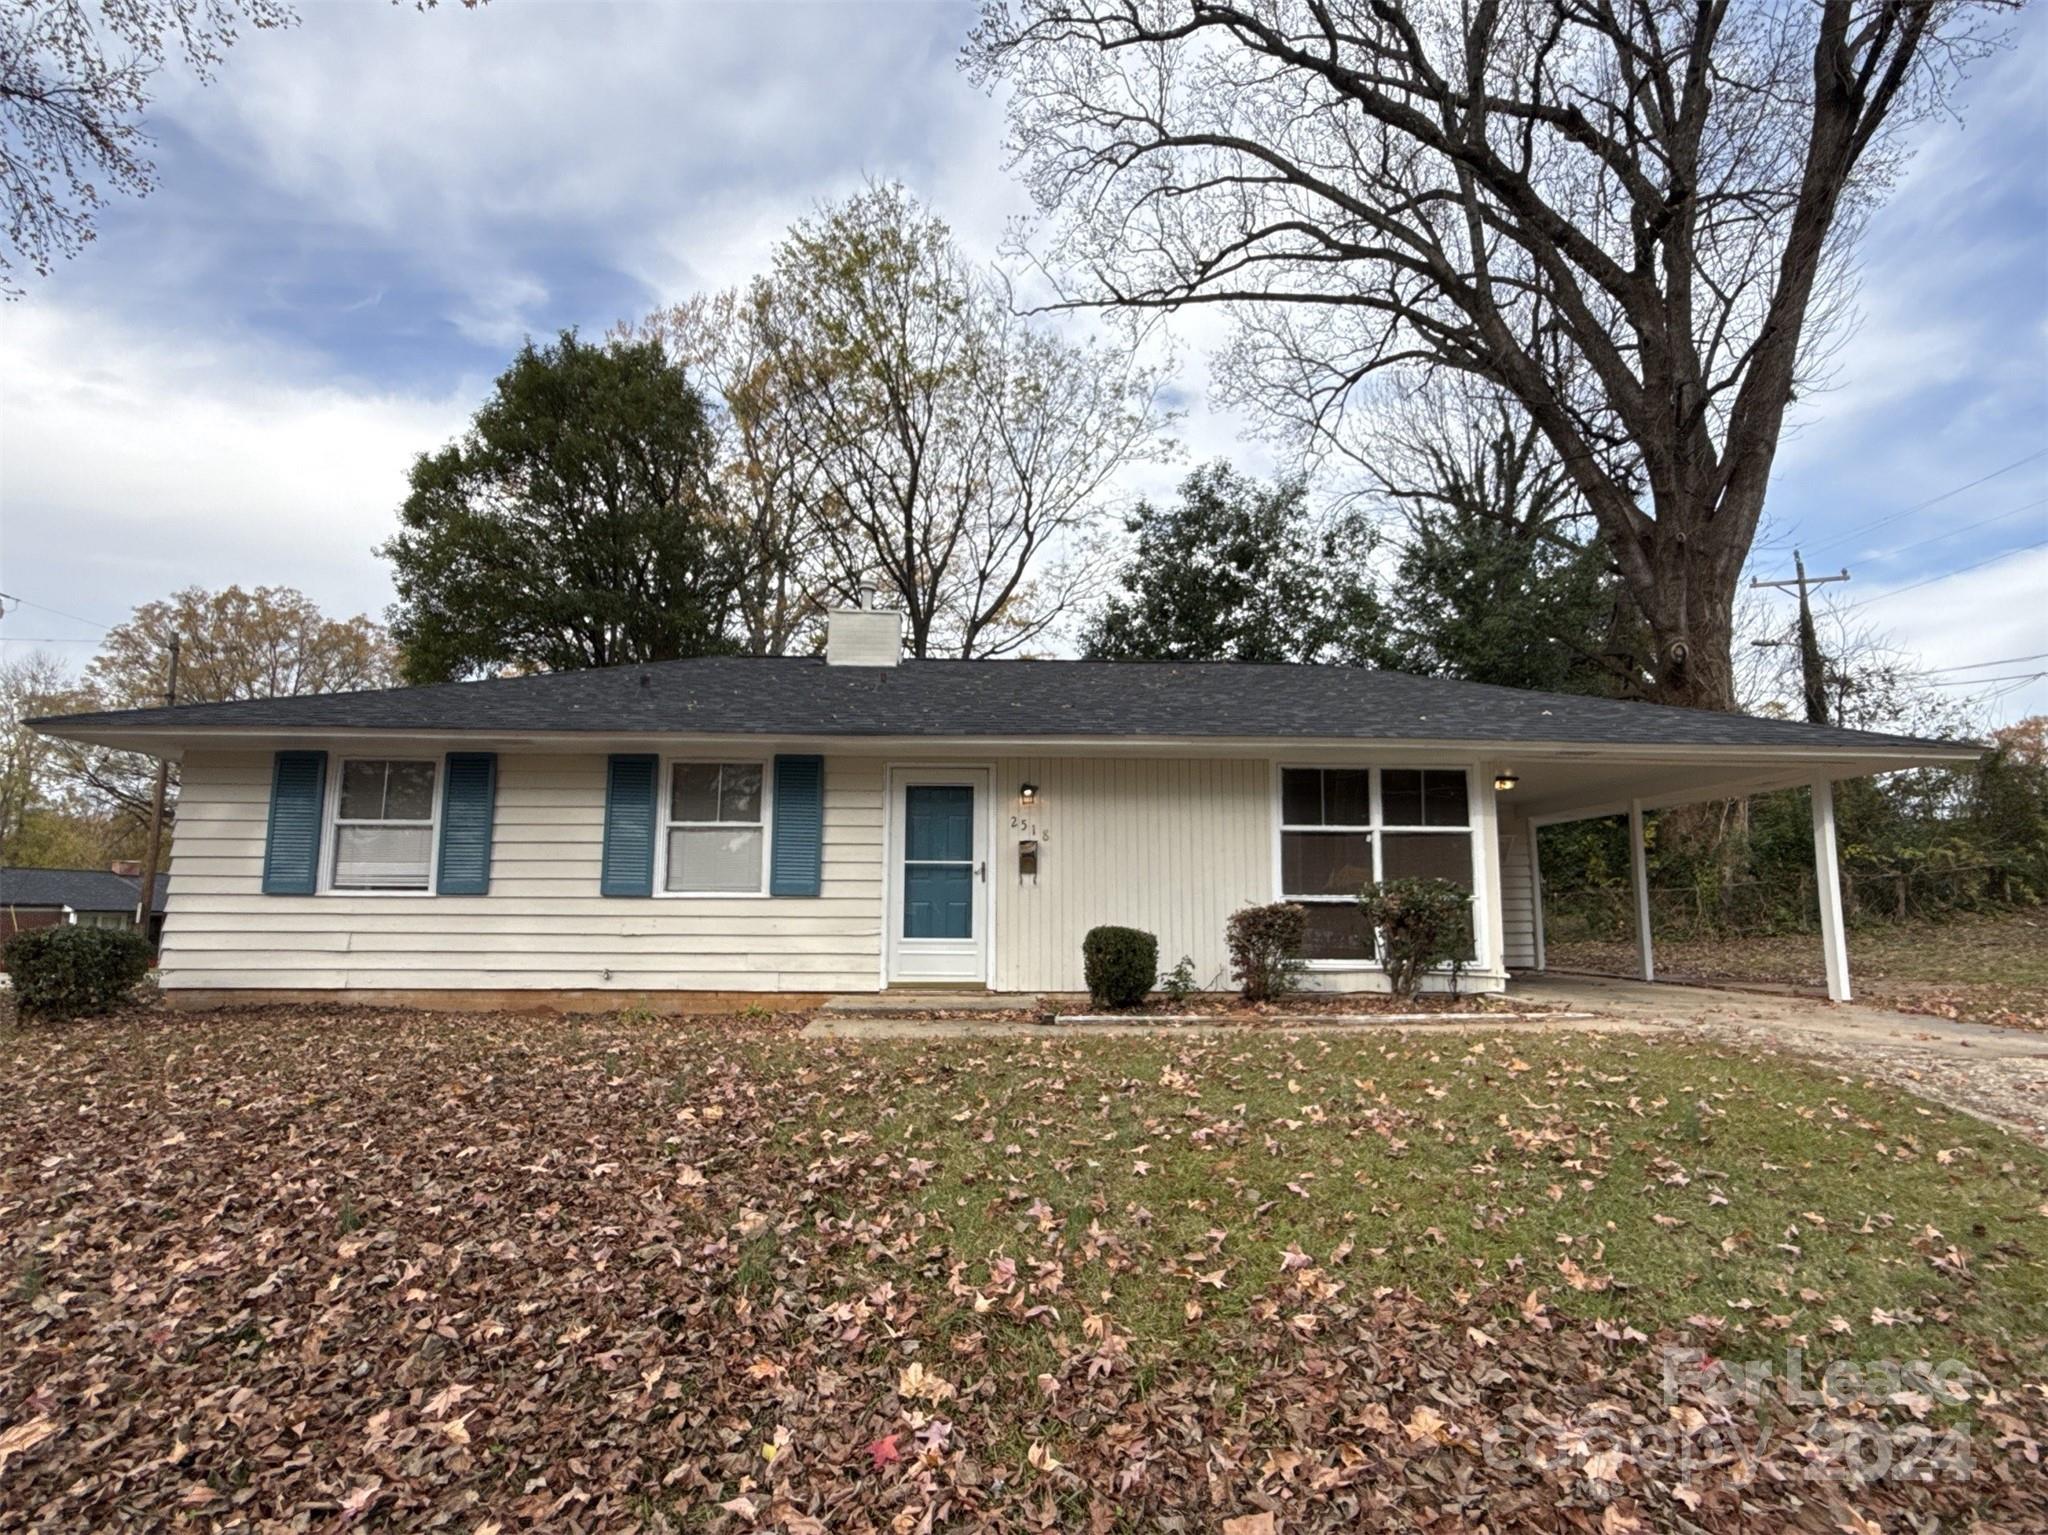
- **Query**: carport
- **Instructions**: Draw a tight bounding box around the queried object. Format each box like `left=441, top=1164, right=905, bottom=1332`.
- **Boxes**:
left=1494, top=740, right=1979, bottom=1003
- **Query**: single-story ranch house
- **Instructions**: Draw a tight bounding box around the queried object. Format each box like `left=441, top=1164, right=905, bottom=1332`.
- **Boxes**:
left=32, top=602, right=1976, bottom=1010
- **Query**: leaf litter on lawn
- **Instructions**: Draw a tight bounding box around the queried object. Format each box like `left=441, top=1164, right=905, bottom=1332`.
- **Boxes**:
left=1, top=1004, right=2043, bottom=1531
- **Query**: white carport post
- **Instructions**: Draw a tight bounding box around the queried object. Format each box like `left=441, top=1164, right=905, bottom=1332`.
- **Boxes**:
left=1811, top=775, right=1852, bottom=1002
left=1627, top=799, right=1654, bottom=982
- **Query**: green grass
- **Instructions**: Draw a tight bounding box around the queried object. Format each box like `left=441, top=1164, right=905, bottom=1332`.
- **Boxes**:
left=787, top=1030, right=2048, bottom=1372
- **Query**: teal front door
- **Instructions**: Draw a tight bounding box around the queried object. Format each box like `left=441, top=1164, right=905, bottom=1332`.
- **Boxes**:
left=888, top=769, right=988, bottom=983
left=904, top=786, right=974, bottom=938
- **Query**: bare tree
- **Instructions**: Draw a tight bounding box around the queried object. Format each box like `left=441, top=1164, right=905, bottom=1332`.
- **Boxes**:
left=968, top=0, right=2007, bottom=708
left=0, top=0, right=292, bottom=290
left=622, top=289, right=835, bottom=655
left=759, top=183, right=1175, bottom=658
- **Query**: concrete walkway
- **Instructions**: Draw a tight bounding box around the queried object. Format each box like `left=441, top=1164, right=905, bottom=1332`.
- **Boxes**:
left=802, top=1011, right=1654, bottom=1042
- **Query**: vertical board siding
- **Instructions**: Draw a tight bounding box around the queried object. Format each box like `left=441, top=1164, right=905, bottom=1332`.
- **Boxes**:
left=989, top=756, right=1272, bottom=994
left=1497, top=813, right=1538, bottom=970
left=163, top=751, right=885, bottom=992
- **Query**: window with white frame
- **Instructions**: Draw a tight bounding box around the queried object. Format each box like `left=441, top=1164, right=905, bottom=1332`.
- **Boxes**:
left=664, top=761, right=766, bottom=894
left=331, top=758, right=439, bottom=891
left=1279, top=767, right=1477, bottom=962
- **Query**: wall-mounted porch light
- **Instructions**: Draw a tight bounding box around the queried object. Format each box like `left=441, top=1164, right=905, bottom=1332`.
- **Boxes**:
left=1019, top=782, right=1039, bottom=805
left=1493, top=771, right=1520, bottom=792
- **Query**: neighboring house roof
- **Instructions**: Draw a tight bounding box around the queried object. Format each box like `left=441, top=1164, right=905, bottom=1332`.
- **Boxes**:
left=28, top=657, right=1972, bottom=755
left=0, top=868, right=169, bottom=915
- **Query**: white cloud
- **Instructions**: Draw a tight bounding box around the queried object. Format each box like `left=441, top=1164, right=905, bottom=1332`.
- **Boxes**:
left=0, top=304, right=469, bottom=631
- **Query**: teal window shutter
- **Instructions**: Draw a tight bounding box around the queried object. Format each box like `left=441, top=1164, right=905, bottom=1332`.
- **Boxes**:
left=436, top=752, right=497, bottom=895
left=601, top=754, right=659, bottom=897
left=262, top=750, right=328, bottom=895
left=770, top=754, right=824, bottom=897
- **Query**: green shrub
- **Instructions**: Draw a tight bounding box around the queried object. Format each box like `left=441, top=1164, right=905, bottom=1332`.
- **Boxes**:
left=1226, top=901, right=1306, bottom=1002
left=1082, top=925, right=1158, bottom=1009
left=1357, top=877, right=1472, bottom=997
left=5, top=925, right=154, bottom=1018
left=1158, top=954, right=1198, bottom=1005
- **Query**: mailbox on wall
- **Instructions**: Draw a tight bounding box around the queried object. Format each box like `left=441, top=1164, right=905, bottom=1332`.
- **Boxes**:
left=1017, top=839, right=1040, bottom=882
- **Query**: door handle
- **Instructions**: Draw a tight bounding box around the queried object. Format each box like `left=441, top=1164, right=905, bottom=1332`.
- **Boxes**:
left=977, top=860, right=986, bottom=882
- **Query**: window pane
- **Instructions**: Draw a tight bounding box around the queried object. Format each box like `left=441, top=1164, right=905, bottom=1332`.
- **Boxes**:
left=1381, top=831, right=1473, bottom=887
left=337, top=759, right=386, bottom=820
left=671, top=763, right=721, bottom=822
left=1298, top=902, right=1374, bottom=961
left=1325, top=769, right=1370, bottom=825
left=1422, top=770, right=1469, bottom=827
left=1282, top=831, right=1375, bottom=898
left=1380, top=770, right=1422, bottom=826
left=333, top=824, right=432, bottom=889
left=718, top=763, right=763, bottom=823
left=667, top=826, right=762, bottom=892
left=383, top=760, right=437, bottom=821
left=1381, top=833, right=1475, bottom=958
left=1280, top=768, right=1322, bottom=826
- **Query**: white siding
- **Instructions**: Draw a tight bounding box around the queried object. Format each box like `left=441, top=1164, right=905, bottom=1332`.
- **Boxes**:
left=160, top=750, right=884, bottom=993
left=165, top=747, right=1516, bottom=999
left=1498, top=824, right=1538, bottom=970
left=987, top=755, right=1275, bottom=994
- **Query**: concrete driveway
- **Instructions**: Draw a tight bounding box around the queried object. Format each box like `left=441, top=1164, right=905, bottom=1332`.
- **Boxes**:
left=1517, top=974, right=2048, bottom=1143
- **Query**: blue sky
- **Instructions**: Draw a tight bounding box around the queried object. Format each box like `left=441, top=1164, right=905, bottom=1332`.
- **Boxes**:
left=2, top=0, right=2043, bottom=722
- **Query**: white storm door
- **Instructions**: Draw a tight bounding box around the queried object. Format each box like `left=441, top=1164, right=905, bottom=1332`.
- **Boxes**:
left=886, top=768, right=989, bottom=984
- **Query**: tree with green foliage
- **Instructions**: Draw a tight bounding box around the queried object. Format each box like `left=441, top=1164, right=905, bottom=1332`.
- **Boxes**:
left=1371, top=386, right=1641, bottom=696
left=383, top=332, right=742, bottom=682
left=1082, top=462, right=1381, bottom=665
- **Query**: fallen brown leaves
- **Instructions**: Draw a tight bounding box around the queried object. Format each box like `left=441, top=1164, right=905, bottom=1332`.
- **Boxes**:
left=0, top=1005, right=2042, bottom=1532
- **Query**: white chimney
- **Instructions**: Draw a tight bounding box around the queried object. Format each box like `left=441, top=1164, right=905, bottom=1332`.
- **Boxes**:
left=826, top=583, right=903, bottom=666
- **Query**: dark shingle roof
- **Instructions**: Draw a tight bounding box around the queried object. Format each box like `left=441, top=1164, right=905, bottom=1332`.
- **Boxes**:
left=31, top=656, right=1968, bottom=755
left=1, top=868, right=168, bottom=914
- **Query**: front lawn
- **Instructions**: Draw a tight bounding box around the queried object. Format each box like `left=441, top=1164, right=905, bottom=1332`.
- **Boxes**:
left=2, top=1006, right=2043, bottom=1531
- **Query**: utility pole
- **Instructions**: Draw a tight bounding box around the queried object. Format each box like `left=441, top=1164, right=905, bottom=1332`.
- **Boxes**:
left=1751, top=552, right=1849, bottom=725
left=134, top=636, right=181, bottom=930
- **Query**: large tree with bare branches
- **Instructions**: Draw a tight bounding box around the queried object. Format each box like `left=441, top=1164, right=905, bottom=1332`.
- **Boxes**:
left=968, top=0, right=2005, bottom=709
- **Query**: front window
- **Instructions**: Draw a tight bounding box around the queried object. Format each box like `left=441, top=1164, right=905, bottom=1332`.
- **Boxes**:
left=664, top=761, right=766, bottom=894
left=1279, top=767, right=1476, bottom=962
left=331, top=758, right=438, bottom=891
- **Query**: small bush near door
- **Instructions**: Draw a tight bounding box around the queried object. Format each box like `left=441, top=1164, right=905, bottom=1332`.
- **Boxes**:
left=1226, top=901, right=1307, bottom=1002
left=1358, top=877, right=1472, bottom=997
left=4, top=925, right=154, bottom=1018
left=1082, top=925, right=1158, bottom=1010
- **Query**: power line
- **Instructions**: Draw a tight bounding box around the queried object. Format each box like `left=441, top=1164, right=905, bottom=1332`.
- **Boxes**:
left=1925, top=670, right=2047, bottom=687
left=1836, top=538, right=2048, bottom=614
left=0, top=636, right=101, bottom=644
left=1863, top=495, right=2048, bottom=564
left=1918, top=651, right=2048, bottom=674
left=1803, top=447, right=2048, bottom=557
left=0, top=592, right=113, bottom=630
